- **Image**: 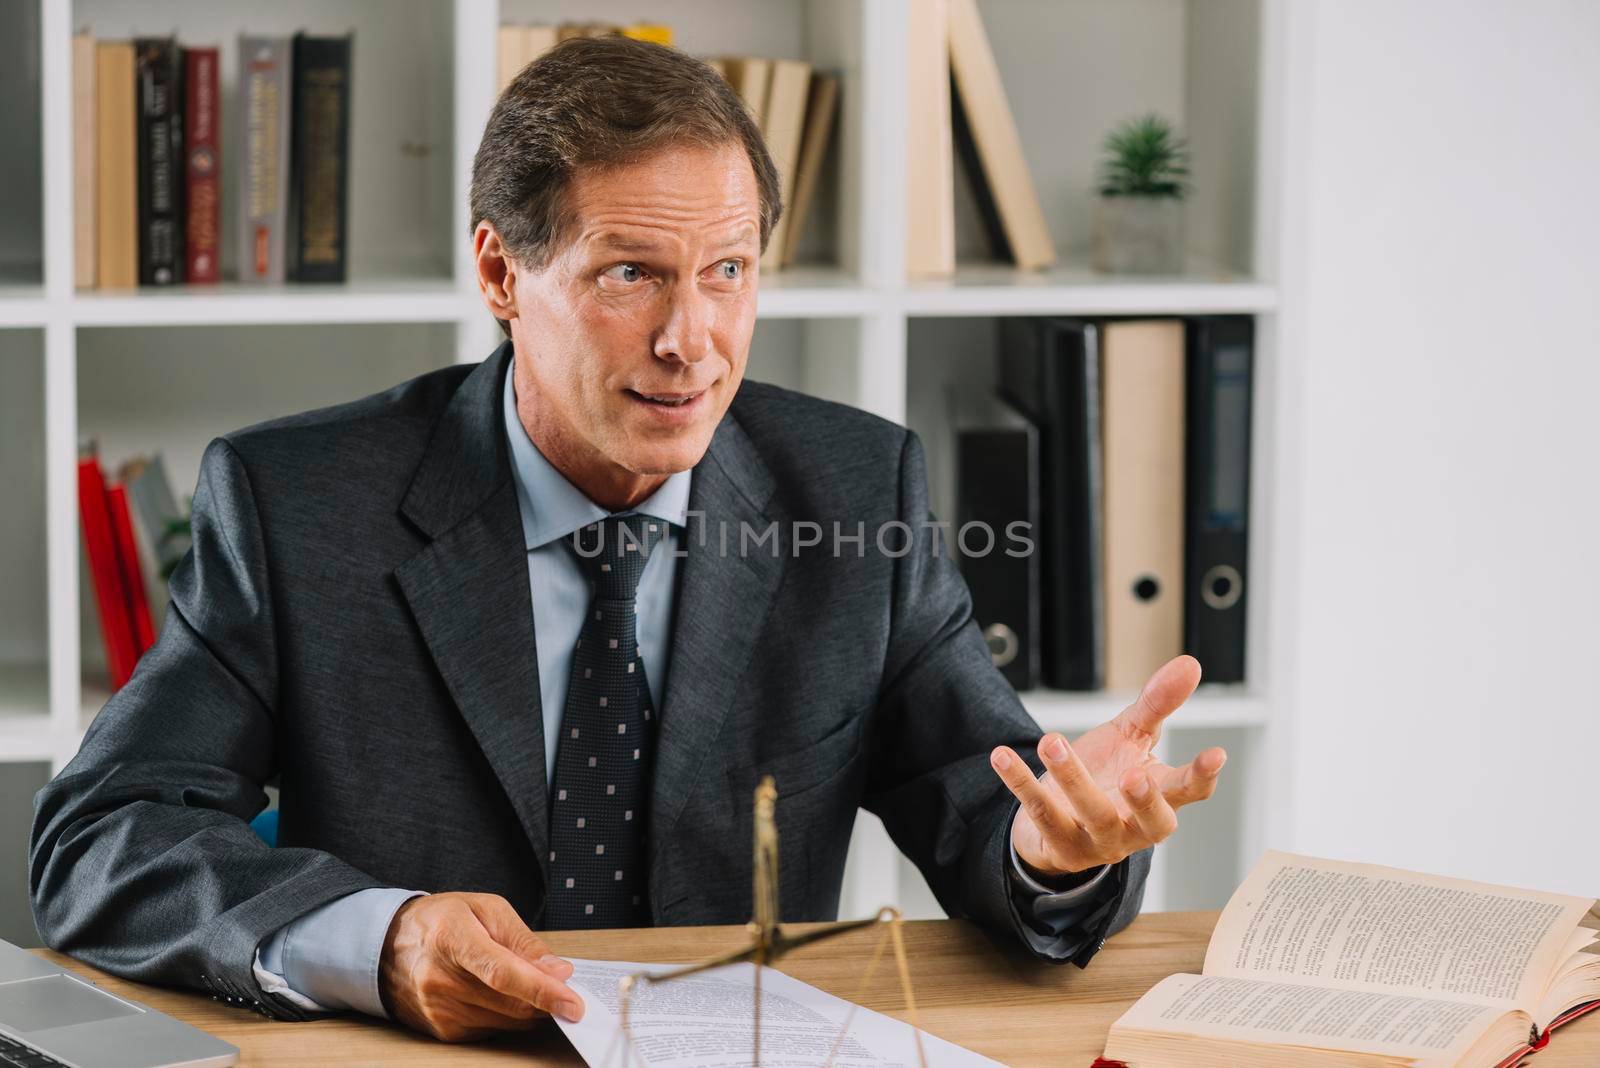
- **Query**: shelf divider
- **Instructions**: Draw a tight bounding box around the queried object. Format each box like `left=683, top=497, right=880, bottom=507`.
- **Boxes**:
left=1021, top=686, right=1268, bottom=737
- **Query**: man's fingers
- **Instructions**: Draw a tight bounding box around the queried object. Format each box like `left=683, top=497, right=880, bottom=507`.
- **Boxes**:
left=1036, top=733, right=1122, bottom=837
left=1115, top=655, right=1202, bottom=738
left=466, top=894, right=572, bottom=977
left=990, top=745, right=1081, bottom=843
left=449, top=969, right=561, bottom=1027
left=1151, top=747, right=1228, bottom=807
left=452, top=928, right=585, bottom=1022
left=1120, top=766, right=1179, bottom=843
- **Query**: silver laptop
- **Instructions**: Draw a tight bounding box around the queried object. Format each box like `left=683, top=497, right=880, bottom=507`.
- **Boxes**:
left=0, top=939, right=236, bottom=1068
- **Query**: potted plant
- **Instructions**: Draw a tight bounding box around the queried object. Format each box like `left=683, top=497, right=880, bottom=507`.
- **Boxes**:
left=1092, top=113, right=1190, bottom=274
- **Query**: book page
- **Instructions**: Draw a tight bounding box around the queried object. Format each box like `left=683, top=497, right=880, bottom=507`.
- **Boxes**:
left=1206, top=851, right=1594, bottom=1009
left=555, top=958, right=1001, bottom=1067
left=1535, top=924, right=1600, bottom=1027
left=1112, top=973, right=1505, bottom=1065
left=1554, top=925, right=1600, bottom=962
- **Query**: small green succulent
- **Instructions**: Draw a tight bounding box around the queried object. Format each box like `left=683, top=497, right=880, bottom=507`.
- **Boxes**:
left=1097, top=113, right=1191, bottom=199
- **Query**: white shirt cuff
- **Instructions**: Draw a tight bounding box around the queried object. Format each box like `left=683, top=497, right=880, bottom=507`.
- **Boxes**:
left=1008, top=834, right=1112, bottom=902
left=253, top=887, right=428, bottom=1018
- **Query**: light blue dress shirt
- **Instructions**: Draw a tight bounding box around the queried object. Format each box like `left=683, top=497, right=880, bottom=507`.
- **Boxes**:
left=251, top=367, right=1113, bottom=1017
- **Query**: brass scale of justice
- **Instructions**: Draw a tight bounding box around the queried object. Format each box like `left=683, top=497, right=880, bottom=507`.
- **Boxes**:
left=602, top=776, right=930, bottom=1067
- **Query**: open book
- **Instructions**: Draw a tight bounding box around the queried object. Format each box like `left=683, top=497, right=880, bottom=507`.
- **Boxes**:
left=1100, top=851, right=1600, bottom=1067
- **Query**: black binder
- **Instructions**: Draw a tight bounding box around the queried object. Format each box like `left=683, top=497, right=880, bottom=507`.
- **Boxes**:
left=1183, top=316, right=1254, bottom=683
left=997, top=318, right=1103, bottom=690
left=957, top=405, right=1041, bottom=691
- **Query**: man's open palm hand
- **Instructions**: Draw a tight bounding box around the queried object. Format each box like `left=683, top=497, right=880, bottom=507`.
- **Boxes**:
left=992, top=655, right=1228, bottom=878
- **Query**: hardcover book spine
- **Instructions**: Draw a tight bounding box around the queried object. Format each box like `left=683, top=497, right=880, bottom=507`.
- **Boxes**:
left=757, top=59, right=812, bottom=272
left=780, top=72, right=839, bottom=267
left=78, top=456, right=139, bottom=691
left=238, top=36, right=290, bottom=284
left=125, top=452, right=191, bottom=576
left=289, top=32, right=353, bottom=283
left=183, top=47, right=221, bottom=284
left=95, top=42, right=138, bottom=288
left=950, top=69, right=1010, bottom=263
left=108, top=482, right=156, bottom=654
left=73, top=32, right=97, bottom=289
left=135, top=37, right=183, bottom=285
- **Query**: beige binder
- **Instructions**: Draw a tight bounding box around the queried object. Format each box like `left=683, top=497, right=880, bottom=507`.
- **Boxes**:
left=905, top=0, right=955, bottom=277
left=1101, top=320, right=1186, bottom=691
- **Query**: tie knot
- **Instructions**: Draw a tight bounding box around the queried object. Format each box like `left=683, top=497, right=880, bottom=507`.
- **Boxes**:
left=567, top=514, right=665, bottom=601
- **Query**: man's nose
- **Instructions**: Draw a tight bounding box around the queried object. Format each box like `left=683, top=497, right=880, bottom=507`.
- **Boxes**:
left=653, top=282, right=715, bottom=364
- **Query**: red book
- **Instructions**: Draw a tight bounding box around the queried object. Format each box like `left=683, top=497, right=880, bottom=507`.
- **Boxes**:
left=183, top=46, right=221, bottom=283
left=107, top=482, right=156, bottom=654
left=78, top=457, right=140, bottom=690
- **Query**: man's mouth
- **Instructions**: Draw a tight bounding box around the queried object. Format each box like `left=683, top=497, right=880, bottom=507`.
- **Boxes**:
left=626, top=389, right=703, bottom=408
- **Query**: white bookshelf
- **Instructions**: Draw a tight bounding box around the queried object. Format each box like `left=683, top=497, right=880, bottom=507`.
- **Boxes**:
left=0, top=0, right=1299, bottom=923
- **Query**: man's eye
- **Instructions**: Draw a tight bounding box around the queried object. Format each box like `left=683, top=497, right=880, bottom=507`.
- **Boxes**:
left=717, top=259, right=742, bottom=280
left=605, top=263, right=645, bottom=283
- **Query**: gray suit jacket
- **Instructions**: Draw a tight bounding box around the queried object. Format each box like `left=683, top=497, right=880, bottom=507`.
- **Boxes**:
left=30, top=342, right=1147, bottom=1020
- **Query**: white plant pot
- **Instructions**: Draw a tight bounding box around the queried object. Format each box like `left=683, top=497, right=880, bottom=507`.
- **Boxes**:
left=1092, top=195, right=1185, bottom=274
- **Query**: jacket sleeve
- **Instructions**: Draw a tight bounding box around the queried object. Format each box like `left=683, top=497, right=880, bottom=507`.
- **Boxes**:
left=29, top=438, right=385, bottom=1020
left=862, top=428, right=1148, bottom=966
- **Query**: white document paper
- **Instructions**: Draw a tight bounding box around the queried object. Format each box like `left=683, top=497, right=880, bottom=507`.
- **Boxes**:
left=554, top=957, right=1002, bottom=1067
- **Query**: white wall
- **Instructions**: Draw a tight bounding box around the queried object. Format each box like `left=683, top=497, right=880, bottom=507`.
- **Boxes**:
left=1285, top=0, right=1600, bottom=895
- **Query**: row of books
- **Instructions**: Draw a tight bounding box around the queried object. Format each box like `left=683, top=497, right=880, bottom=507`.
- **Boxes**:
left=909, top=0, right=1055, bottom=275
left=957, top=315, right=1253, bottom=692
left=495, top=18, right=671, bottom=85
left=497, top=21, right=841, bottom=271
left=78, top=449, right=189, bottom=690
left=74, top=31, right=353, bottom=289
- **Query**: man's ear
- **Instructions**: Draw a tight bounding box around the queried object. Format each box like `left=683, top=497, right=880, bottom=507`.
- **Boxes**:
left=474, top=222, right=518, bottom=323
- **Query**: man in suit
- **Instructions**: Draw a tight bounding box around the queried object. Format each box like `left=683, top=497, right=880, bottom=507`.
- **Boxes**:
left=30, top=36, right=1226, bottom=1041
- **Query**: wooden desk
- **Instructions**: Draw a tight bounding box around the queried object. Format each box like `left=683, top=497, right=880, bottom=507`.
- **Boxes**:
left=31, top=912, right=1600, bottom=1066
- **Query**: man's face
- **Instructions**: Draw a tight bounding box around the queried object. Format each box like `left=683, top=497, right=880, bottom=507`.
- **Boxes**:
left=507, top=141, right=761, bottom=489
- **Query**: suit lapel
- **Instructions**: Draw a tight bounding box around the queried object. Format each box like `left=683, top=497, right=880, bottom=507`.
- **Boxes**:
left=394, top=343, right=552, bottom=882
left=650, top=414, right=784, bottom=879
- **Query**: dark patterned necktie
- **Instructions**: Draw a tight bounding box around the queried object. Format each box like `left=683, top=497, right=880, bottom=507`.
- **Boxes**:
left=545, top=514, right=665, bottom=929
